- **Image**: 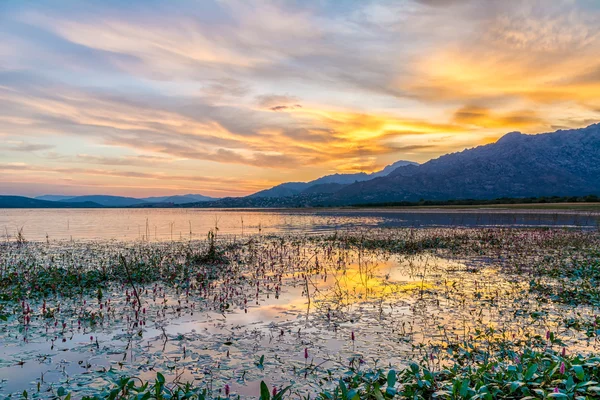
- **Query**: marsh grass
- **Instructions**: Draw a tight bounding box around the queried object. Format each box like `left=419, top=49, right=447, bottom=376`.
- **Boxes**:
left=1, top=227, right=600, bottom=398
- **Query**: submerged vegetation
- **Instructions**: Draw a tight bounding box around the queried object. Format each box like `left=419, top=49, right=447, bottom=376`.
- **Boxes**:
left=1, top=227, right=600, bottom=398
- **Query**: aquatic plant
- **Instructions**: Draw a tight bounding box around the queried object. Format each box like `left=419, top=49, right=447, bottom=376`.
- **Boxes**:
left=0, top=227, right=599, bottom=398
left=51, top=346, right=600, bottom=399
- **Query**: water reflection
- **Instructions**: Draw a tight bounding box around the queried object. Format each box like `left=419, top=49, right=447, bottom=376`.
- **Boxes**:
left=0, top=239, right=598, bottom=398
left=0, top=208, right=598, bottom=241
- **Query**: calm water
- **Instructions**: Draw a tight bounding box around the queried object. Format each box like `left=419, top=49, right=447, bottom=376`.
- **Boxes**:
left=1, top=236, right=598, bottom=397
left=1, top=208, right=599, bottom=241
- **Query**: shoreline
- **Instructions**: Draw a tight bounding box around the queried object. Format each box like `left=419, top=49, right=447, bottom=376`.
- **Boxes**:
left=3, top=203, right=600, bottom=213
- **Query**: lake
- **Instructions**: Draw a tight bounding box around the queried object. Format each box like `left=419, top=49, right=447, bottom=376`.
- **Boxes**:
left=1, top=208, right=599, bottom=242
left=1, top=227, right=600, bottom=398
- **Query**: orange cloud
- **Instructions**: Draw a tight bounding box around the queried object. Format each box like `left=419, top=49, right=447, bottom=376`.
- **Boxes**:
left=453, top=106, right=543, bottom=129
left=2, top=0, right=600, bottom=196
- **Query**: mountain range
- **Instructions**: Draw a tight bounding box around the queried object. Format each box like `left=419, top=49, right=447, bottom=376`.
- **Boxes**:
left=6, top=161, right=420, bottom=207
left=331, top=124, right=600, bottom=205
left=2, top=123, right=600, bottom=208
left=186, top=123, right=600, bottom=207
left=250, top=160, right=418, bottom=198
left=0, top=196, right=102, bottom=209
left=30, top=193, right=217, bottom=207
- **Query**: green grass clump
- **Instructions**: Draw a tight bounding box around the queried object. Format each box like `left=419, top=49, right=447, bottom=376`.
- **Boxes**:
left=49, top=349, right=600, bottom=399
left=327, top=350, right=600, bottom=399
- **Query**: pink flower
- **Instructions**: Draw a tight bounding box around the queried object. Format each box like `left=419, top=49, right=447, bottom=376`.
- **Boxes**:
left=351, top=331, right=355, bottom=341
left=562, top=347, right=566, bottom=357
left=225, top=384, right=230, bottom=397
left=272, top=387, right=278, bottom=396
left=560, top=362, right=565, bottom=374
left=304, top=348, right=308, bottom=359
left=554, top=387, right=559, bottom=393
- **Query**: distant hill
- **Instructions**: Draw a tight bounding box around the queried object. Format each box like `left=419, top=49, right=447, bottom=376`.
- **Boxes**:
left=141, top=194, right=217, bottom=204
left=0, top=196, right=102, bottom=208
left=369, top=160, right=420, bottom=178
left=35, top=195, right=77, bottom=202
left=251, top=160, right=418, bottom=198
left=301, top=183, right=346, bottom=194
left=250, top=182, right=310, bottom=198
left=34, top=193, right=217, bottom=206
left=58, top=195, right=147, bottom=207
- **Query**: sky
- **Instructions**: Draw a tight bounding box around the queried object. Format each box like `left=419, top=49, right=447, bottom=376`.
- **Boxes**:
left=1, top=0, right=600, bottom=198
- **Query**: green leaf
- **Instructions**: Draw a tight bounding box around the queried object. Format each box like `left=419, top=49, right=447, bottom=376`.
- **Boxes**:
left=387, top=370, right=397, bottom=388
left=409, top=363, right=419, bottom=374
left=260, top=381, right=271, bottom=400
left=257, top=355, right=265, bottom=370
left=548, top=393, right=568, bottom=398
left=57, top=387, right=66, bottom=397
left=460, top=379, right=470, bottom=397
left=525, top=364, right=538, bottom=381
left=108, top=388, right=120, bottom=400
left=373, top=386, right=384, bottom=400
left=156, top=372, right=165, bottom=385
left=346, top=389, right=359, bottom=400
left=573, top=365, right=585, bottom=380
left=509, top=381, right=524, bottom=393
left=273, top=385, right=292, bottom=400
left=339, top=379, right=348, bottom=400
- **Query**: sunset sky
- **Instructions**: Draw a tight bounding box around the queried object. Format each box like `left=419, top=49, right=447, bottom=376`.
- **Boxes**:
left=2, top=0, right=600, bottom=197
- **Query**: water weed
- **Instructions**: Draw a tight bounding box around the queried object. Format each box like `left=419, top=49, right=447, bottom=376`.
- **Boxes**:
left=0, top=227, right=599, bottom=398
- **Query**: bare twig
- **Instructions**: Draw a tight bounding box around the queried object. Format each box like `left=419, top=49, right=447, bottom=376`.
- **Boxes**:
left=120, top=255, right=142, bottom=311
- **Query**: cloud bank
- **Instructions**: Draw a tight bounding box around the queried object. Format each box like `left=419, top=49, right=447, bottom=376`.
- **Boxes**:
left=1, top=0, right=599, bottom=196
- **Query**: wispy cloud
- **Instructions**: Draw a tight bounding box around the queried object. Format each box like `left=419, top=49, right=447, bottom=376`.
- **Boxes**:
left=0, top=163, right=272, bottom=197
left=1, top=0, right=599, bottom=196
left=6, top=141, right=54, bottom=152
